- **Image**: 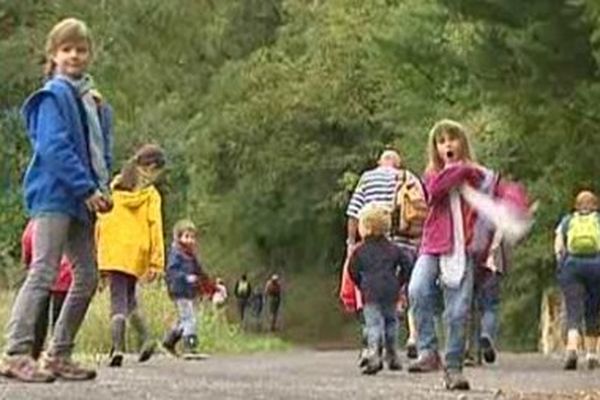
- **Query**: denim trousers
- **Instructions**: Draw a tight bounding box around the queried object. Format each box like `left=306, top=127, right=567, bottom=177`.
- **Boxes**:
left=175, top=299, right=198, bottom=337
left=5, top=215, right=98, bottom=358
left=362, top=302, right=398, bottom=355
left=474, top=268, right=501, bottom=342
left=408, top=254, right=474, bottom=370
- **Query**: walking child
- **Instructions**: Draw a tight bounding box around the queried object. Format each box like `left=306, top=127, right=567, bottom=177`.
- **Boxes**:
left=0, top=17, right=113, bottom=382
left=96, top=144, right=166, bottom=367
left=348, top=203, right=411, bottom=375
left=163, top=219, right=206, bottom=357
left=407, top=119, right=494, bottom=390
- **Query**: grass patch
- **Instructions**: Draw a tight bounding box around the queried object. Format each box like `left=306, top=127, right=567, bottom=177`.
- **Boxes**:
left=0, top=285, right=290, bottom=356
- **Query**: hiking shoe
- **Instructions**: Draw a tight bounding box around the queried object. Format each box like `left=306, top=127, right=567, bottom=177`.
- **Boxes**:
left=0, top=354, right=55, bottom=383
left=406, top=342, right=418, bottom=359
left=480, top=336, right=497, bottom=364
left=586, top=355, right=599, bottom=370
left=162, top=340, right=179, bottom=357
left=108, top=350, right=123, bottom=368
left=443, top=369, right=470, bottom=391
left=407, top=351, right=442, bottom=373
left=357, top=348, right=369, bottom=368
left=385, top=354, right=402, bottom=371
left=564, top=350, right=578, bottom=370
left=138, top=341, right=156, bottom=363
left=42, top=355, right=96, bottom=381
left=361, top=355, right=383, bottom=375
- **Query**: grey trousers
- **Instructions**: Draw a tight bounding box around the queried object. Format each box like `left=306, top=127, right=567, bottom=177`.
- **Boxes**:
left=4, top=215, right=98, bottom=357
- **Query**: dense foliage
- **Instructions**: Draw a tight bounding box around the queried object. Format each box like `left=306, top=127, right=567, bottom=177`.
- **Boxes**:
left=1, top=0, right=599, bottom=348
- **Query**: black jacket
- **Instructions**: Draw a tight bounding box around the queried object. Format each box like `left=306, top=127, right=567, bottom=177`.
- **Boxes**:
left=348, top=236, right=410, bottom=304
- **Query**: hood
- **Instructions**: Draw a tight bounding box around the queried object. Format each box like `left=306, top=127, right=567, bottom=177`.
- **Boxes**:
left=111, top=178, right=155, bottom=209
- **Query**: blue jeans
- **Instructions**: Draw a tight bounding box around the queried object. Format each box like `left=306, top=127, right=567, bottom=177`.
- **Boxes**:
left=474, top=268, right=501, bottom=342
left=175, top=299, right=197, bottom=337
left=362, top=302, right=398, bottom=355
left=408, top=254, right=474, bottom=370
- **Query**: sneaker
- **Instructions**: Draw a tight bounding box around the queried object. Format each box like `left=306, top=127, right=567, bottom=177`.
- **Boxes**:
left=385, top=354, right=402, bottom=371
left=108, top=350, right=123, bottom=368
left=406, top=342, right=418, bottom=359
left=0, top=354, right=55, bottom=383
left=162, top=340, right=179, bottom=357
left=138, top=341, right=156, bottom=363
left=443, top=369, right=470, bottom=391
left=586, top=355, right=599, bottom=370
left=480, top=336, right=497, bottom=364
left=357, top=348, right=369, bottom=368
left=361, top=352, right=383, bottom=375
left=407, top=351, right=442, bottom=373
left=42, top=355, right=96, bottom=381
left=564, top=350, right=578, bottom=370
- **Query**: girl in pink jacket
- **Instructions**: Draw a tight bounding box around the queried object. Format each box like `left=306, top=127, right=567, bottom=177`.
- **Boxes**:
left=407, top=119, right=497, bottom=391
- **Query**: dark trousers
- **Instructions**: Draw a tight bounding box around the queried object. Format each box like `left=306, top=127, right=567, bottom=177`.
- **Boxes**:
left=267, top=296, right=281, bottom=331
left=558, top=255, right=600, bottom=335
left=32, top=291, right=67, bottom=360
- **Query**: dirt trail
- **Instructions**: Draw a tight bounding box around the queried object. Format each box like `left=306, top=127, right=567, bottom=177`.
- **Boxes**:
left=1, top=351, right=599, bottom=399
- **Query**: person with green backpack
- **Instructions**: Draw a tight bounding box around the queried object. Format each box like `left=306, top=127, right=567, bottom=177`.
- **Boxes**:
left=555, top=190, right=600, bottom=370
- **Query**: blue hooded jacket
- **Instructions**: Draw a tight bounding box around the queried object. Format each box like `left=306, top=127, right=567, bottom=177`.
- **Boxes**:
left=21, top=77, right=113, bottom=222
left=166, top=244, right=203, bottom=300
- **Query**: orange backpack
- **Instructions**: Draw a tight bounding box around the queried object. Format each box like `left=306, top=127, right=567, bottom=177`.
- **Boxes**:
left=392, top=170, right=428, bottom=239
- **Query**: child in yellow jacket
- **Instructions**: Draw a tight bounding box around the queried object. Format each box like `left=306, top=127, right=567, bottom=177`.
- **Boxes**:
left=96, top=144, right=166, bottom=367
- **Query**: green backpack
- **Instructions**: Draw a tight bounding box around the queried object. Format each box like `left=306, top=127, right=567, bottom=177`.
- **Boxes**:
left=566, top=212, right=600, bottom=255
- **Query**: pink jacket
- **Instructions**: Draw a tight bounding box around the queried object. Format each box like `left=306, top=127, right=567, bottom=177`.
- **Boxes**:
left=420, top=164, right=483, bottom=255
left=22, top=220, right=73, bottom=293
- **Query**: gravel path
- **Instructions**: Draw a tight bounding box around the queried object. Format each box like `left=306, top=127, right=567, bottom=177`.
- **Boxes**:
left=1, top=351, right=599, bottom=400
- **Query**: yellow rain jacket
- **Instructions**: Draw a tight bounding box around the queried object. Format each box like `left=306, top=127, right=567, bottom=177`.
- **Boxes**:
left=96, top=183, right=164, bottom=279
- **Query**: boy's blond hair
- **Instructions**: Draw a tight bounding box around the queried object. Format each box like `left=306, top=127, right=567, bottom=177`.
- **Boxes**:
left=574, top=190, right=599, bottom=212
left=173, top=219, right=197, bottom=240
left=44, top=18, right=93, bottom=76
left=358, top=203, right=391, bottom=238
left=426, top=119, right=476, bottom=172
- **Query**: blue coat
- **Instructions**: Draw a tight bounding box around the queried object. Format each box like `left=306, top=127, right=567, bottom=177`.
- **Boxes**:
left=166, top=245, right=203, bottom=300
left=21, top=77, right=113, bottom=222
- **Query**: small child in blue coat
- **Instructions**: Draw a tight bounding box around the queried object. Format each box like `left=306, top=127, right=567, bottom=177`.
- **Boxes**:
left=163, top=219, right=205, bottom=356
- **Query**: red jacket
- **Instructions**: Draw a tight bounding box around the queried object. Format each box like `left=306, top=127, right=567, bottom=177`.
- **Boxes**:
left=22, top=220, right=73, bottom=292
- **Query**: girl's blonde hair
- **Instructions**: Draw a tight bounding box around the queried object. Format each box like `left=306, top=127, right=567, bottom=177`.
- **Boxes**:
left=173, top=219, right=197, bottom=240
left=114, top=144, right=166, bottom=191
left=574, top=190, right=599, bottom=212
left=358, top=203, right=391, bottom=238
left=44, top=18, right=93, bottom=77
left=426, top=119, right=476, bottom=172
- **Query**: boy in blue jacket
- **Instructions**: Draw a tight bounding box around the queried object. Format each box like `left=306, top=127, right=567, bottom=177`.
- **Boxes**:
left=0, top=18, right=112, bottom=383
left=163, top=219, right=205, bottom=356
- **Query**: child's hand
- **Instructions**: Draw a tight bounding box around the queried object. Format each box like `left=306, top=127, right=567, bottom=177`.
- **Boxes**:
left=85, top=190, right=107, bottom=212
left=186, top=274, right=198, bottom=284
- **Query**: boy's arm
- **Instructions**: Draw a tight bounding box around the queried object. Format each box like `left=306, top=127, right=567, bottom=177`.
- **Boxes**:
left=30, top=94, right=97, bottom=199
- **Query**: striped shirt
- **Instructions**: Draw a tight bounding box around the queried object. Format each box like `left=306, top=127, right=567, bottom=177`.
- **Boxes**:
left=346, top=166, right=400, bottom=219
